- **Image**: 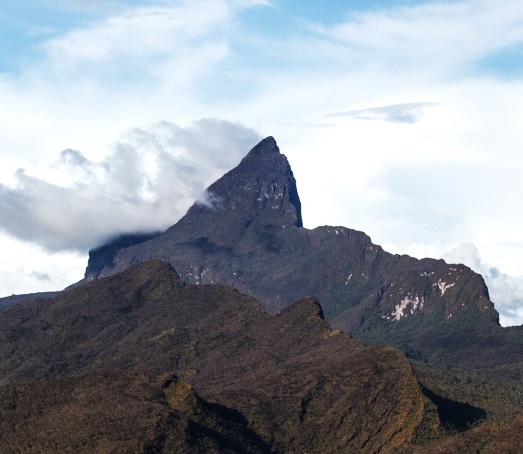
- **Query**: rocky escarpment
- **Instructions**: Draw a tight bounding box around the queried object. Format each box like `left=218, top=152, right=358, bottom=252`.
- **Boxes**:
left=82, top=137, right=504, bottom=366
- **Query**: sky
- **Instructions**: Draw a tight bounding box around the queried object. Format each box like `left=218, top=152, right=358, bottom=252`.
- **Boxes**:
left=1, top=0, right=523, bottom=326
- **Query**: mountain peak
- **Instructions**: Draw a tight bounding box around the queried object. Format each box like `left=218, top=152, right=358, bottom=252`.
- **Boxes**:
left=243, top=135, right=279, bottom=159
left=183, top=136, right=303, bottom=228
left=84, top=137, right=500, bottom=348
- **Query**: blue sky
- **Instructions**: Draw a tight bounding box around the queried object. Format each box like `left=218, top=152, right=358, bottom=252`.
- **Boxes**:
left=1, top=0, right=523, bottom=325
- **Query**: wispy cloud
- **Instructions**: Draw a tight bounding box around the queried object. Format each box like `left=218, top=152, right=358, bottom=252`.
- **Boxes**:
left=325, top=102, right=437, bottom=124
left=309, top=0, right=523, bottom=76
left=40, top=1, right=233, bottom=84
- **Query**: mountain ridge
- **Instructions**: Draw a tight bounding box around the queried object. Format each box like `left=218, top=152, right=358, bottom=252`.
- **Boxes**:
left=2, top=260, right=521, bottom=451
left=76, top=137, right=523, bottom=422
left=82, top=138, right=501, bottom=349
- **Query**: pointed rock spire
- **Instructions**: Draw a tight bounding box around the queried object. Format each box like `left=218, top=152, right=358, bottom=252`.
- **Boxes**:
left=187, top=136, right=303, bottom=228
left=243, top=136, right=280, bottom=159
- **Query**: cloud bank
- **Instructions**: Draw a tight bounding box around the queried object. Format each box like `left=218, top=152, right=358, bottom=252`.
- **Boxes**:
left=0, top=119, right=261, bottom=251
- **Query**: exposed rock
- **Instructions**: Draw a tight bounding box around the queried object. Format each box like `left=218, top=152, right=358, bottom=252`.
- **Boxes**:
left=83, top=231, right=162, bottom=282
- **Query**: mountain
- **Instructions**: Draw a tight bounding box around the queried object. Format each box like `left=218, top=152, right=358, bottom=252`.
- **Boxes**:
left=0, top=260, right=441, bottom=452
left=82, top=137, right=514, bottom=364
left=78, top=136, right=523, bottom=425
left=2, top=260, right=522, bottom=452
left=2, top=136, right=522, bottom=451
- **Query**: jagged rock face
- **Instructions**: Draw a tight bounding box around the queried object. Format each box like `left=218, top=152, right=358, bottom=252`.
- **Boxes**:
left=180, top=136, right=303, bottom=229
left=84, top=137, right=501, bottom=364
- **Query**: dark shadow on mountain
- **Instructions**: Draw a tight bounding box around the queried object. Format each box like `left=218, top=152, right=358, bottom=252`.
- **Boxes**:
left=85, top=231, right=162, bottom=280
left=422, top=386, right=486, bottom=431
left=258, top=224, right=283, bottom=253
left=188, top=236, right=234, bottom=255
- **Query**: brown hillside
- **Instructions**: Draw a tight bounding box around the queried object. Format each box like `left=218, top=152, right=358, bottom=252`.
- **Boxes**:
left=0, top=260, right=435, bottom=452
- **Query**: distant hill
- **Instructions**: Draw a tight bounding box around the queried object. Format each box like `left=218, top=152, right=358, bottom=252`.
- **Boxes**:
left=0, top=291, right=59, bottom=309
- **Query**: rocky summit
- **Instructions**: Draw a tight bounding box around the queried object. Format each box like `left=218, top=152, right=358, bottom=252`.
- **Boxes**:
left=83, top=136, right=516, bottom=367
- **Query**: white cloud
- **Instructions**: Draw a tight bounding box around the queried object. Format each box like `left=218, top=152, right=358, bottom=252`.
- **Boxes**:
left=0, top=119, right=261, bottom=251
left=0, top=231, right=86, bottom=295
left=309, top=0, right=523, bottom=76
left=0, top=0, right=261, bottom=160
left=442, top=243, right=523, bottom=326
left=42, top=2, right=231, bottom=66
left=325, top=102, right=438, bottom=124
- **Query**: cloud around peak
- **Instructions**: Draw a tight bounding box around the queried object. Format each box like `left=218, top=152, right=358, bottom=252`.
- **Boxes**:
left=0, top=119, right=261, bottom=252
